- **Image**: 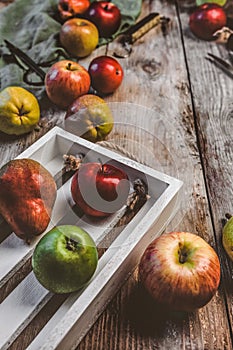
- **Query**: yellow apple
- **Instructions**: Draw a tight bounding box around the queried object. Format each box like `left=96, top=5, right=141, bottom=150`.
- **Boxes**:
left=60, top=18, right=99, bottom=58
left=0, top=86, right=40, bottom=135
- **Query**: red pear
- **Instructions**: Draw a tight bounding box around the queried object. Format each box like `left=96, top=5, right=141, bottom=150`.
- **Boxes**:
left=0, top=159, right=57, bottom=242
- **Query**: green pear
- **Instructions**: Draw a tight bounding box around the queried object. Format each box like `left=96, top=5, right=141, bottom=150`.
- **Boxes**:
left=64, top=94, right=114, bottom=142
left=196, top=0, right=227, bottom=6
left=222, top=215, right=233, bottom=261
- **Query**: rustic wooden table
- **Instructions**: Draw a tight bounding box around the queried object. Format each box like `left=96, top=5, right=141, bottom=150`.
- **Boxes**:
left=1, top=0, right=233, bottom=349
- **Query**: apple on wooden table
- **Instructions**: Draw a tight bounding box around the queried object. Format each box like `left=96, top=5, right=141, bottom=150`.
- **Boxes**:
left=88, top=55, right=124, bottom=95
left=60, top=18, right=99, bottom=58
left=85, top=1, right=121, bottom=38
left=189, top=3, right=227, bottom=41
left=45, top=60, right=90, bottom=109
left=139, top=231, right=221, bottom=312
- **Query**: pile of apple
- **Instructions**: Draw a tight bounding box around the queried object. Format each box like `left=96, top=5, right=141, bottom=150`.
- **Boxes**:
left=0, top=152, right=132, bottom=293
left=0, top=2, right=124, bottom=140
left=45, top=56, right=123, bottom=107
left=0, top=152, right=224, bottom=313
left=44, top=1, right=125, bottom=141
left=1, top=0, right=231, bottom=312
left=31, top=1, right=233, bottom=312
left=46, top=0, right=124, bottom=102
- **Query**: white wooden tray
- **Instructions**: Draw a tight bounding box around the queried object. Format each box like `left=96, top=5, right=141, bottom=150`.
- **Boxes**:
left=0, top=126, right=183, bottom=350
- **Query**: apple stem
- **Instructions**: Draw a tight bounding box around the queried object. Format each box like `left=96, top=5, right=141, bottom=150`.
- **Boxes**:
left=63, top=154, right=84, bottom=172
left=67, top=62, right=72, bottom=71
left=66, top=237, right=78, bottom=251
left=98, top=158, right=105, bottom=173
left=178, top=243, right=188, bottom=264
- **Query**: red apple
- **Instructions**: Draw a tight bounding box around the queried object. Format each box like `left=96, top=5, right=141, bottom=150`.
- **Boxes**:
left=58, top=0, right=90, bottom=21
left=71, top=162, right=130, bottom=217
left=45, top=60, right=90, bottom=109
left=85, top=1, right=121, bottom=38
left=189, top=3, right=227, bottom=41
left=139, top=232, right=221, bottom=312
left=60, top=18, right=99, bottom=58
left=88, top=55, right=123, bottom=95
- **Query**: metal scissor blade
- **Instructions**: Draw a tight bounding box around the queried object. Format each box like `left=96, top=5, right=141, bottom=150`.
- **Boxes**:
left=4, top=39, right=46, bottom=81
left=206, top=52, right=233, bottom=78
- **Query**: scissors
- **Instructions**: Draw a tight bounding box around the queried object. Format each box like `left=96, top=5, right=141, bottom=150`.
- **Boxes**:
left=206, top=52, right=233, bottom=79
left=112, top=12, right=171, bottom=58
left=3, top=39, right=69, bottom=86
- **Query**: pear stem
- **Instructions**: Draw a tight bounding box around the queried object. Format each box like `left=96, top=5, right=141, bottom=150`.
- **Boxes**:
left=97, top=158, right=105, bottom=173
left=225, top=213, right=232, bottom=220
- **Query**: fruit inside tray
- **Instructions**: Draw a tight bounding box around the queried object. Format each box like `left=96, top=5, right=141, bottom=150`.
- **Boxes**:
left=0, top=126, right=182, bottom=350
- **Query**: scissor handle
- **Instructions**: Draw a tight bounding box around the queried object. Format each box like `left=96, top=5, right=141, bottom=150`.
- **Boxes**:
left=123, top=12, right=170, bottom=44
left=23, top=69, right=45, bottom=86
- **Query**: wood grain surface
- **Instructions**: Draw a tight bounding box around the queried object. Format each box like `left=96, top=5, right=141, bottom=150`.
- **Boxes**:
left=0, top=0, right=233, bottom=349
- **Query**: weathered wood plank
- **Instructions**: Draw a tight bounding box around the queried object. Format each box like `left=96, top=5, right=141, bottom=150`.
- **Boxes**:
left=177, top=0, right=233, bottom=342
left=0, top=0, right=232, bottom=349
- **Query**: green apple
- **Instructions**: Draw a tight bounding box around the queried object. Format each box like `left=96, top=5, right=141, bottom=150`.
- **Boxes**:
left=196, top=0, right=227, bottom=7
left=0, top=86, right=40, bottom=135
left=32, top=225, right=98, bottom=294
left=222, top=215, right=233, bottom=261
left=59, top=18, right=99, bottom=58
left=64, top=94, right=114, bottom=142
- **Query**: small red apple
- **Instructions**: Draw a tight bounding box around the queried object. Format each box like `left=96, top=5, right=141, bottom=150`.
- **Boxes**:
left=71, top=162, right=130, bottom=217
left=60, top=18, right=99, bottom=58
left=45, top=60, right=90, bottom=109
left=85, top=1, right=121, bottom=38
left=88, top=55, right=124, bottom=95
left=139, top=231, right=221, bottom=312
left=58, top=0, right=90, bottom=21
left=189, top=3, right=227, bottom=41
